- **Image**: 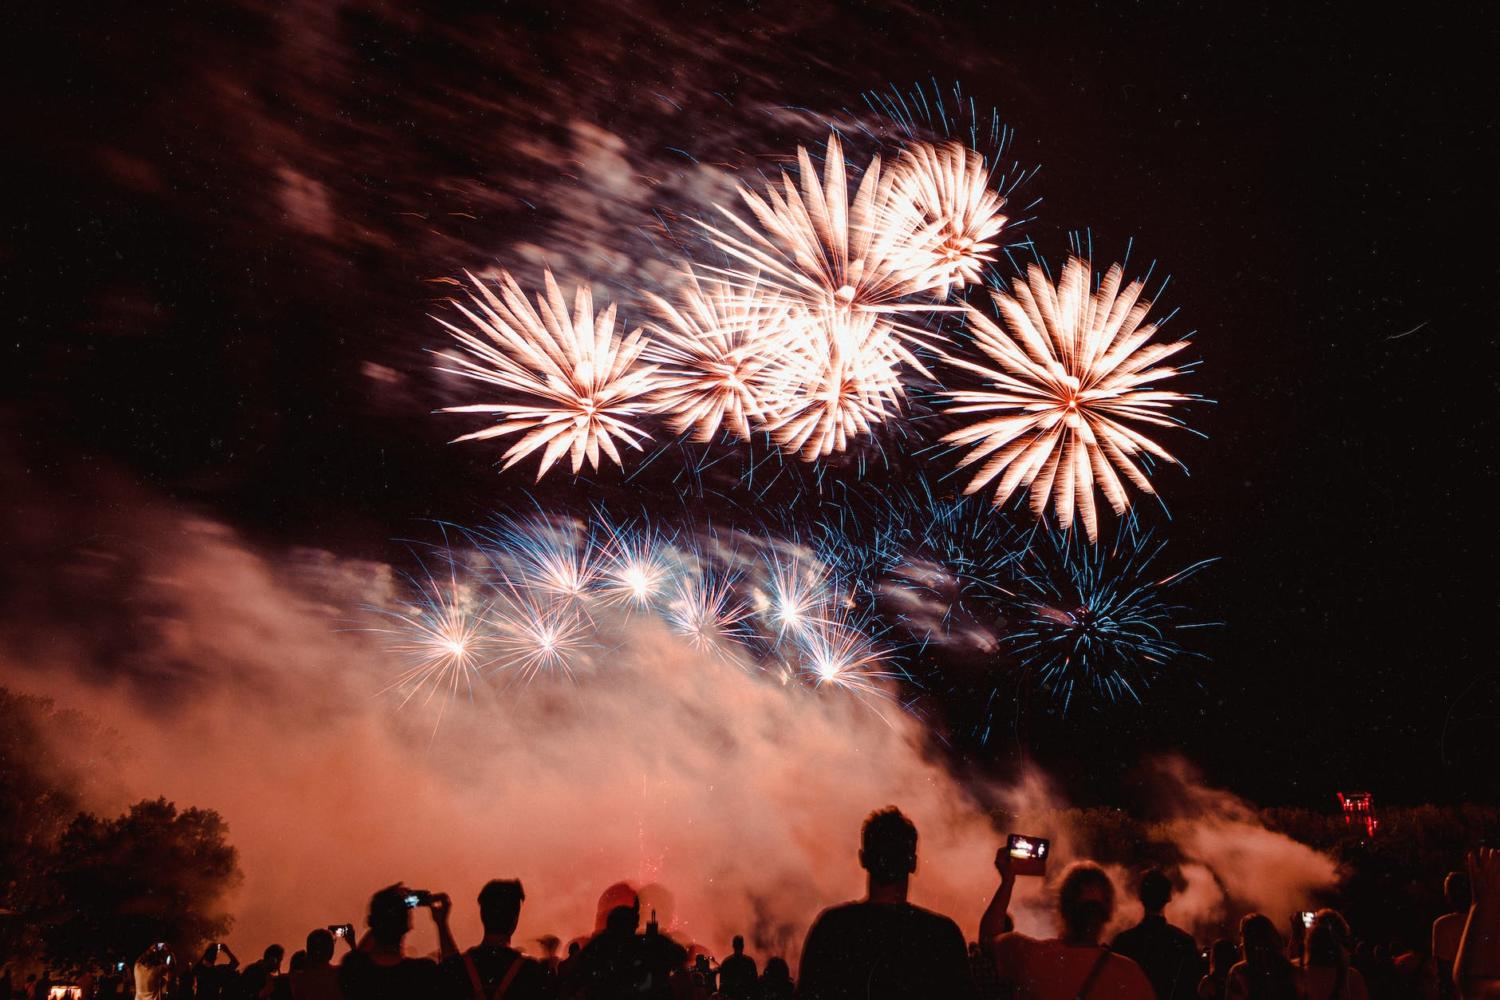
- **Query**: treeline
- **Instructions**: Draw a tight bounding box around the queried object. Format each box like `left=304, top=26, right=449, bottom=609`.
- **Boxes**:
left=0, top=688, right=243, bottom=974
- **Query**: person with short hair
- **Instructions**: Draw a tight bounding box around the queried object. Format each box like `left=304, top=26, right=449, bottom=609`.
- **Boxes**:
left=339, top=884, right=457, bottom=999
left=983, top=855, right=1154, bottom=1000
left=1111, top=869, right=1202, bottom=1000
left=290, top=928, right=346, bottom=1000
left=441, top=879, right=554, bottom=1000
left=796, top=806, right=975, bottom=999
left=719, top=935, right=757, bottom=1000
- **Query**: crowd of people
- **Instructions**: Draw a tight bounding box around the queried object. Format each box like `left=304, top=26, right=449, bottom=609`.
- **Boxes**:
left=4, top=808, right=1497, bottom=1000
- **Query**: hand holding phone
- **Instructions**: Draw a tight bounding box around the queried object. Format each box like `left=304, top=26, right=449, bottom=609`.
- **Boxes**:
left=1006, top=834, right=1051, bottom=877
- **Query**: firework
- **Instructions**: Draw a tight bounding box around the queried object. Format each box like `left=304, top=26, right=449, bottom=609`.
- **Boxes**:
left=759, top=310, right=908, bottom=461
left=795, top=615, right=899, bottom=700
left=488, top=578, right=591, bottom=681
left=940, top=257, right=1194, bottom=540
left=886, top=141, right=1007, bottom=295
left=436, top=269, right=662, bottom=479
left=644, top=272, right=796, bottom=443
left=700, top=133, right=946, bottom=323
left=1004, top=526, right=1215, bottom=710
left=664, top=566, right=752, bottom=653
left=370, top=566, right=495, bottom=710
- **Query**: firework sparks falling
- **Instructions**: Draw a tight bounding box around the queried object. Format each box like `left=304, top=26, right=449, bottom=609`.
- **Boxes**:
left=436, top=269, right=662, bottom=479
left=940, top=257, right=1195, bottom=540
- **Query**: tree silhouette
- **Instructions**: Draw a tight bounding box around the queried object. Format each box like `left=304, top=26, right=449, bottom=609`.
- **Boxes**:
left=40, top=798, right=242, bottom=970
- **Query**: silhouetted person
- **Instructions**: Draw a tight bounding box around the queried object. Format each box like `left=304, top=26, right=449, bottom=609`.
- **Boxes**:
left=1302, top=910, right=1368, bottom=1000
left=290, top=930, right=342, bottom=1000
left=243, top=944, right=286, bottom=1000
left=1226, top=915, right=1298, bottom=1000
left=1196, top=941, right=1236, bottom=1000
left=1111, top=869, right=1201, bottom=1000
left=442, top=879, right=554, bottom=1000
left=720, top=936, right=758, bottom=1000
left=561, top=887, right=687, bottom=1000
left=984, top=855, right=1153, bottom=1000
left=797, top=806, right=974, bottom=1000
left=340, top=884, right=457, bottom=999
left=194, top=943, right=240, bottom=1000
left=760, top=958, right=795, bottom=1000
left=1434, top=871, right=1472, bottom=1000
left=132, top=944, right=176, bottom=1000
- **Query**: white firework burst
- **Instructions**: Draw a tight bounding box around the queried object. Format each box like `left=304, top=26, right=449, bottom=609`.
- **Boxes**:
left=436, top=269, right=662, bottom=479
left=643, top=272, right=796, bottom=443
left=887, top=141, right=1007, bottom=294
left=939, top=257, right=1193, bottom=541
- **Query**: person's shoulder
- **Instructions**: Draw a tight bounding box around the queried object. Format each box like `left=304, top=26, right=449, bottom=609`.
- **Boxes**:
left=1167, top=923, right=1198, bottom=948
left=1106, top=951, right=1157, bottom=996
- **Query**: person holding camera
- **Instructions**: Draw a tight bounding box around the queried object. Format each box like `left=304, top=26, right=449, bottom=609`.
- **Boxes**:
left=192, top=942, right=239, bottom=1000
left=289, top=927, right=353, bottom=1000
left=339, top=884, right=457, bottom=999
left=982, top=851, right=1153, bottom=1000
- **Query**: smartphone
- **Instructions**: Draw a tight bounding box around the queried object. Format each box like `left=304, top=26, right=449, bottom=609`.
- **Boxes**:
left=115, top=963, right=126, bottom=973
left=403, top=890, right=432, bottom=909
left=331, top=924, right=351, bottom=939
left=210, top=943, right=221, bottom=959
left=1007, top=834, right=1050, bottom=876
left=1298, top=910, right=1316, bottom=929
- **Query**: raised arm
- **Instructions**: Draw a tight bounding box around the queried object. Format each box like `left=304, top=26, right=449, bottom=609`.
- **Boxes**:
left=1455, top=848, right=1500, bottom=999
left=980, top=847, right=1016, bottom=949
left=429, top=893, right=460, bottom=960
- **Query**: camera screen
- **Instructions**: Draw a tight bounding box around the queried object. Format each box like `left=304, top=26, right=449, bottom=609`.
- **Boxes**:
left=1008, top=835, right=1049, bottom=860
left=1299, top=911, right=1316, bottom=928
left=403, top=894, right=422, bottom=908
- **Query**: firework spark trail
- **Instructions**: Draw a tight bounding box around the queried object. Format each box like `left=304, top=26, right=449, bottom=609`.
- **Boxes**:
left=436, top=269, right=663, bottom=479
left=939, top=256, right=1194, bottom=541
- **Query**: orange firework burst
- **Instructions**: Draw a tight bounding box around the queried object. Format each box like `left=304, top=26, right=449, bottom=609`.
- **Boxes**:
left=436, top=269, right=662, bottom=479
left=939, top=257, right=1193, bottom=540
left=887, top=141, right=1007, bottom=295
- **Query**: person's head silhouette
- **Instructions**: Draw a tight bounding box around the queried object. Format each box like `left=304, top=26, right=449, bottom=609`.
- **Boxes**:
left=478, top=879, right=525, bottom=941
left=1057, top=862, right=1115, bottom=944
left=731, top=935, right=745, bottom=955
left=305, top=929, right=334, bottom=966
left=1137, top=868, right=1173, bottom=916
left=262, top=945, right=285, bottom=973
left=1445, top=871, right=1472, bottom=912
left=594, top=882, right=639, bottom=934
left=367, top=885, right=414, bottom=949
left=859, top=807, right=918, bottom=900
left=1238, top=913, right=1283, bottom=966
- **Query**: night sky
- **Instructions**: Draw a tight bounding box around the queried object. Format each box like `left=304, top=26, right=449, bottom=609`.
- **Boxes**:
left=7, top=1, right=1497, bottom=806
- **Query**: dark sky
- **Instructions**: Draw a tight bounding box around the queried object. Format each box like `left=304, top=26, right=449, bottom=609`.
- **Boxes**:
left=6, top=1, right=1497, bottom=805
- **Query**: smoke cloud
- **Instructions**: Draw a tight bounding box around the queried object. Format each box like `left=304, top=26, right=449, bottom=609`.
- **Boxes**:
left=0, top=484, right=1337, bottom=963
